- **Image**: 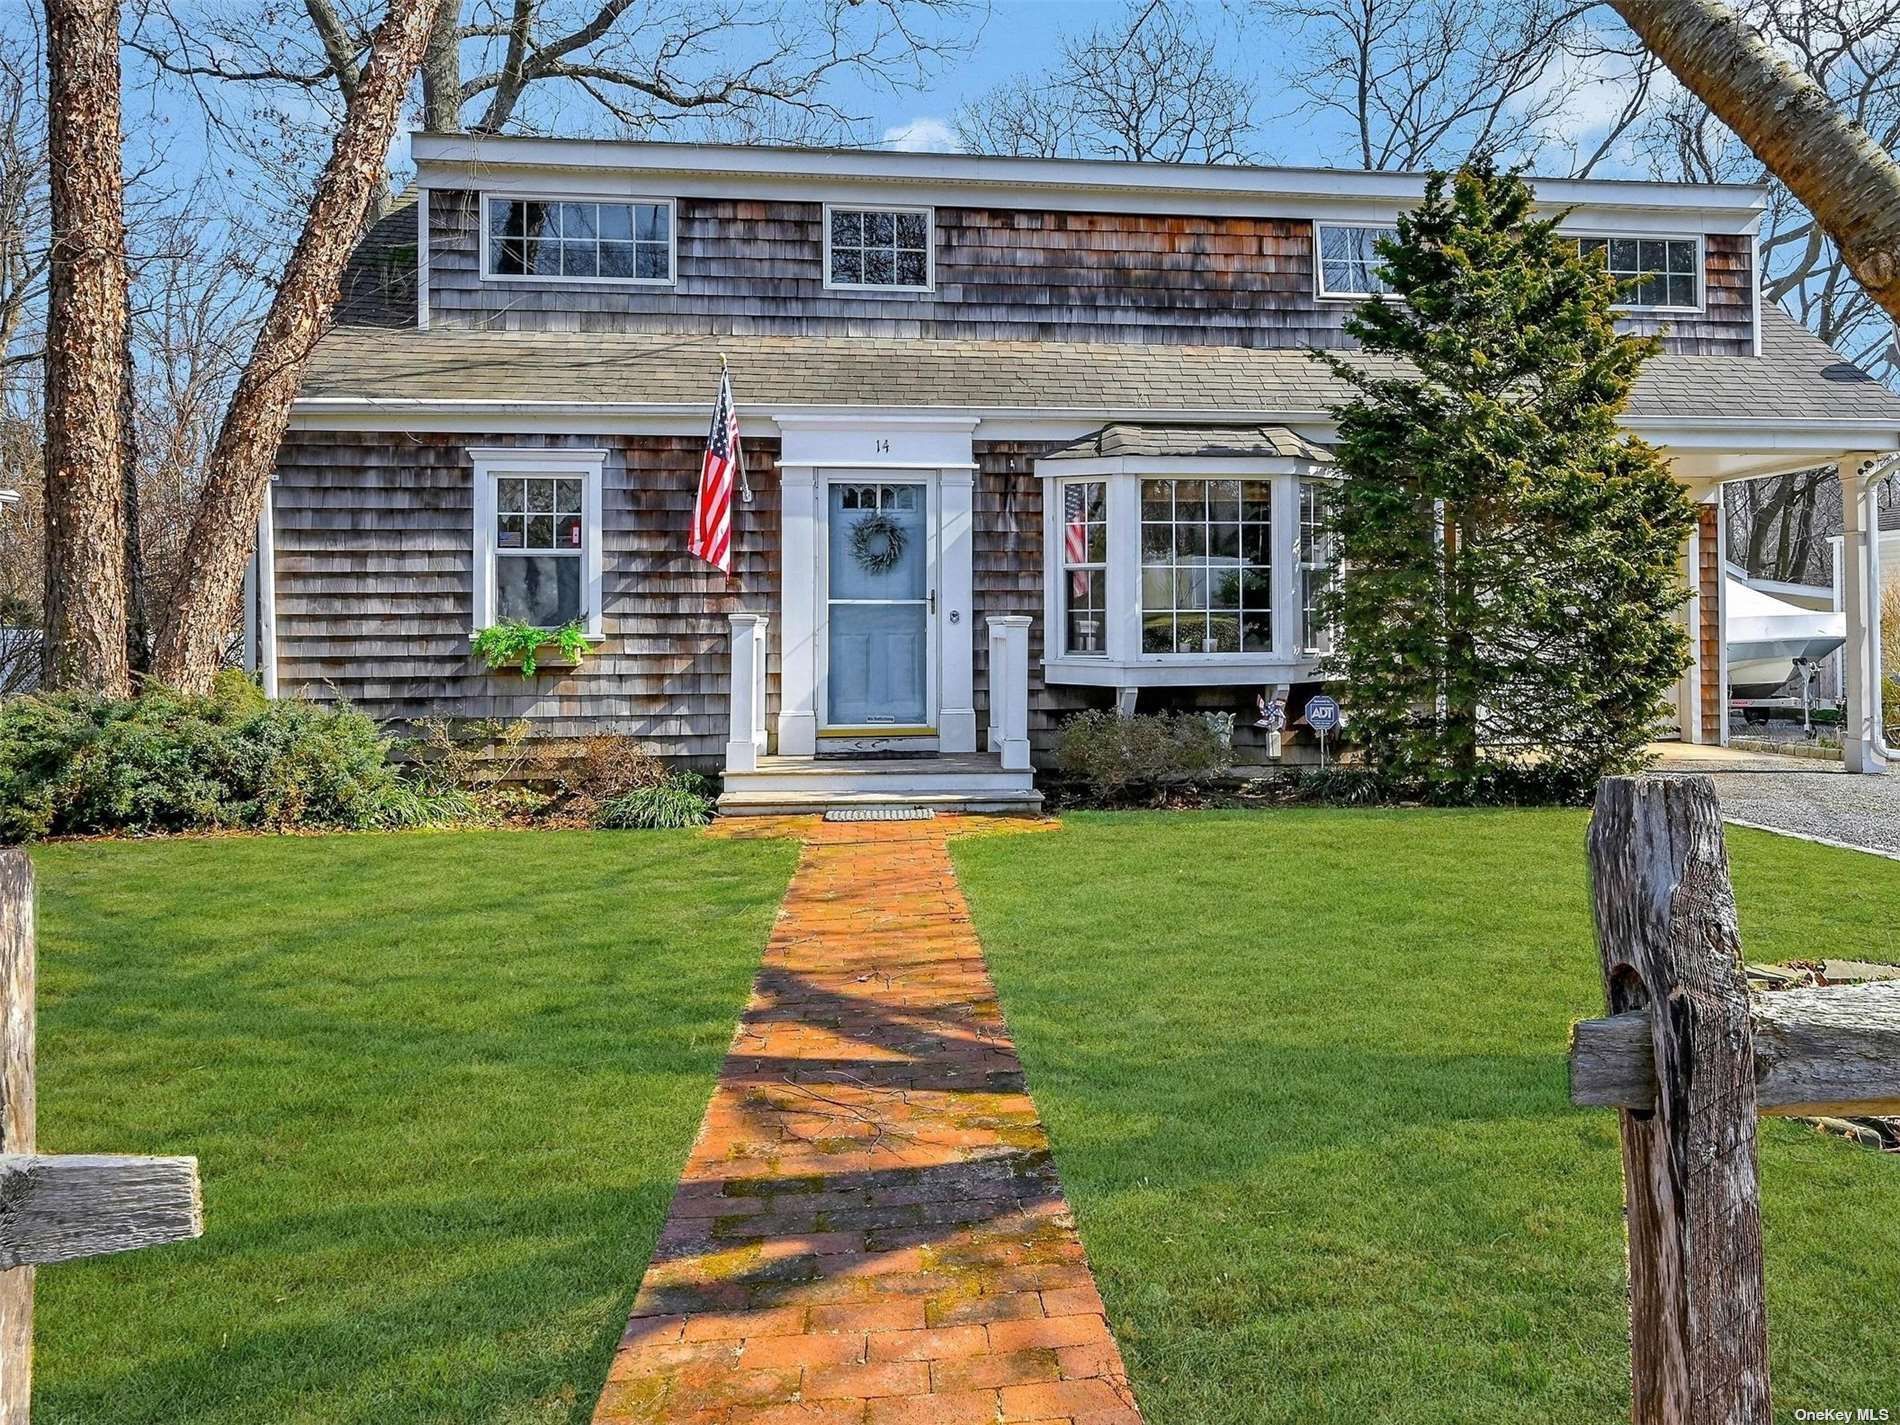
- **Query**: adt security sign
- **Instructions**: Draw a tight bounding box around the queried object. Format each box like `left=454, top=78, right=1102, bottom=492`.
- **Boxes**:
left=1305, top=694, right=1341, bottom=732
left=1305, top=693, right=1341, bottom=768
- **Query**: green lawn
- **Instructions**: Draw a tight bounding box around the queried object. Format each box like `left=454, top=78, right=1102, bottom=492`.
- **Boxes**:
left=953, top=810, right=1900, bottom=1425
left=27, top=829, right=798, bottom=1425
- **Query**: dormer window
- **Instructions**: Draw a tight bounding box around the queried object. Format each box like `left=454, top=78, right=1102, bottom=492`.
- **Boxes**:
left=825, top=205, right=932, bottom=291
left=1316, top=223, right=1398, bottom=299
left=484, top=197, right=673, bottom=283
left=1577, top=236, right=1700, bottom=310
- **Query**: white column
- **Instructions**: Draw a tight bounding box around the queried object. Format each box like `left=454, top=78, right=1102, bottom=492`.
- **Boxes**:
left=777, top=463, right=818, bottom=756
left=256, top=482, right=278, bottom=699
left=1677, top=517, right=1700, bottom=743
left=938, top=467, right=977, bottom=752
left=725, top=613, right=769, bottom=772
left=1712, top=495, right=1730, bottom=747
left=1839, top=454, right=1889, bottom=775
left=986, top=615, right=1031, bottom=770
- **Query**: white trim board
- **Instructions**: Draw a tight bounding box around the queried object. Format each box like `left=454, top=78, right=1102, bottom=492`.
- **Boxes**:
left=413, top=133, right=1768, bottom=231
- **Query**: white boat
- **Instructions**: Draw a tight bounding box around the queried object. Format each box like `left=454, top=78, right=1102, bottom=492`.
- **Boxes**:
left=1725, top=575, right=1845, bottom=699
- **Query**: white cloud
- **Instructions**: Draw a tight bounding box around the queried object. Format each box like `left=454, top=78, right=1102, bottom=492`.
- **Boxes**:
left=881, top=116, right=962, bottom=154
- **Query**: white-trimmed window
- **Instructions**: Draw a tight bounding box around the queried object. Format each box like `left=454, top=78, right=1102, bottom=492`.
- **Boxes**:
left=1577, top=236, right=1699, bottom=310
left=1059, top=480, right=1108, bottom=656
left=1299, top=480, right=1337, bottom=655
left=471, top=448, right=606, bottom=636
left=484, top=197, right=674, bottom=283
left=1316, top=223, right=1399, bottom=299
left=1139, top=478, right=1274, bottom=655
left=825, top=205, right=932, bottom=290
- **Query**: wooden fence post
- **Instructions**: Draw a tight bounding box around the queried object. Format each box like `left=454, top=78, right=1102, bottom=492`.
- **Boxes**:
left=1, top=851, right=35, bottom=1423
left=0, top=849, right=203, bottom=1421
left=1586, top=775, right=1770, bottom=1425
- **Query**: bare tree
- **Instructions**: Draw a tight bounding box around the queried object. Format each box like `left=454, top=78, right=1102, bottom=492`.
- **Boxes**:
left=1611, top=0, right=1900, bottom=329
left=1249, top=0, right=1596, bottom=170
left=41, top=0, right=130, bottom=695
left=150, top=0, right=444, bottom=691
left=956, top=0, right=1253, bottom=163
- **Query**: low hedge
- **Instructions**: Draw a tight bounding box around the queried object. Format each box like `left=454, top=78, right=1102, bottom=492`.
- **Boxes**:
left=0, top=674, right=460, bottom=841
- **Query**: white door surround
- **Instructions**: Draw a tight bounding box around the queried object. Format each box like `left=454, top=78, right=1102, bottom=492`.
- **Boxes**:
left=774, top=414, right=981, bottom=757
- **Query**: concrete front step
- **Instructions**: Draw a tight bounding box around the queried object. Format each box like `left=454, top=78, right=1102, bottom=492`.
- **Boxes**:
left=717, top=752, right=1040, bottom=816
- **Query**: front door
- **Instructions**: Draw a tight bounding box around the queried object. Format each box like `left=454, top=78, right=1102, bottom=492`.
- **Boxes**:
left=824, top=479, right=933, bottom=731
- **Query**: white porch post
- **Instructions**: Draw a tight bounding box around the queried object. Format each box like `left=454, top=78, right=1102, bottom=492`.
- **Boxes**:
left=1839, top=454, right=1890, bottom=775
left=939, top=467, right=977, bottom=753
left=725, top=613, right=769, bottom=772
left=256, top=481, right=278, bottom=699
left=986, top=615, right=1031, bottom=770
left=1677, top=514, right=1701, bottom=742
left=777, top=463, right=818, bottom=756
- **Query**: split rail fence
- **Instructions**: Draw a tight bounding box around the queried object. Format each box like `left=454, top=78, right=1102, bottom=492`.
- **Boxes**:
left=1570, top=775, right=1900, bottom=1425
left=0, top=849, right=204, bottom=1421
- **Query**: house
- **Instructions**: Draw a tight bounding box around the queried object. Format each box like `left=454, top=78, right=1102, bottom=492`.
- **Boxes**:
left=266, top=135, right=1900, bottom=810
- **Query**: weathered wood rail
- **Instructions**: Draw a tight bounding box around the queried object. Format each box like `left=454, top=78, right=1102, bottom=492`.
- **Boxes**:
left=1571, top=775, right=1897, bottom=1425
left=1, top=849, right=203, bottom=1420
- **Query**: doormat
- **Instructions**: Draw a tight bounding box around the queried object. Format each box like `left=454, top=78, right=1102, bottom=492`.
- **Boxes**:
left=823, top=806, right=936, bottom=822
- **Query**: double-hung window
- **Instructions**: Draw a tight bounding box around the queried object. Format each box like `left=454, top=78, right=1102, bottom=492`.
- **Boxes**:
left=1299, top=480, right=1337, bottom=654
left=471, top=449, right=606, bottom=638
left=1577, top=236, right=1698, bottom=309
left=485, top=197, right=673, bottom=283
left=1316, top=223, right=1399, bottom=299
left=1139, top=478, right=1274, bottom=654
left=1059, top=481, right=1108, bottom=656
left=826, top=205, right=932, bottom=290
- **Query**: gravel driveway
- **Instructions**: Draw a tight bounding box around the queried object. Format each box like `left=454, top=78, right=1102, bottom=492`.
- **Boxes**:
left=1648, top=743, right=1900, bottom=858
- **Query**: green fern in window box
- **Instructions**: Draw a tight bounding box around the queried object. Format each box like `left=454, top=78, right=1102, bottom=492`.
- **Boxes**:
left=470, top=618, right=591, bottom=677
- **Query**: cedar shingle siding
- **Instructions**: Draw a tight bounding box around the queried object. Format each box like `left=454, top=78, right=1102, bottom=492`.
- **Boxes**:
left=423, top=190, right=1753, bottom=354
left=273, top=431, right=781, bottom=761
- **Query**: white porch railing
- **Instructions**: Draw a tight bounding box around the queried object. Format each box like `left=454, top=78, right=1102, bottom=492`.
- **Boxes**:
left=985, top=616, right=1032, bottom=772
left=725, top=613, right=769, bottom=773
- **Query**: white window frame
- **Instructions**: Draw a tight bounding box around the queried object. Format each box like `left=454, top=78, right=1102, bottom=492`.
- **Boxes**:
left=1569, top=230, right=1705, bottom=314
left=1298, top=479, right=1339, bottom=656
left=469, top=447, right=607, bottom=638
left=1036, top=458, right=1341, bottom=688
left=478, top=192, right=677, bottom=286
left=822, top=202, right=935, bottom=294
left=1314, top=220, right=1401, bottom=302
left=1056, top=478, right=1110, bottom=658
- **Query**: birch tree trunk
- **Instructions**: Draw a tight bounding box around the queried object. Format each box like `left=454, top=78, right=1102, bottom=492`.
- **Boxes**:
left=1610, top=0, right=1900, bottom=326
left=148, top=0, right=445, bottom=694
left=40, top=0, right=129, bottom=697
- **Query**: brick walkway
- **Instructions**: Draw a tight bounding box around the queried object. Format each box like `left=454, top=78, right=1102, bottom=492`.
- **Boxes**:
left=592, top=816, right=1143, bottom=1425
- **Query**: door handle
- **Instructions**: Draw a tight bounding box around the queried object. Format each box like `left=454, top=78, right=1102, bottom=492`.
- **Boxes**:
left=929, top=590, right=938, bottom=614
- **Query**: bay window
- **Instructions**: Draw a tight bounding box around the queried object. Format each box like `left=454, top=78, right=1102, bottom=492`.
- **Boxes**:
left=1037, top=446, right=1339, bottom=685
left=470, top=448, right=606, bottom=637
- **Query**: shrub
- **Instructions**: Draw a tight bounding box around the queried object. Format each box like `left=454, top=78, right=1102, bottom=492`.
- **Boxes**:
left=1055, top=709, right=1223, bottom=801
left=0, top=675, right=461, bottom=841
left=550, top=732, right=666, bottom=814
left=593, top=771, right=716, bottom=829
left=1281, top=762, right=1598, bottom=808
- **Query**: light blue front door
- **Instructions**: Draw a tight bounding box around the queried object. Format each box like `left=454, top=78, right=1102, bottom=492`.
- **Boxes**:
left=827, top=481, right=930, bottom=727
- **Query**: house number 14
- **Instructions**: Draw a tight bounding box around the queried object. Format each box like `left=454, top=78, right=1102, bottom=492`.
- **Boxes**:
left=875, top=438, right=891, bottom=453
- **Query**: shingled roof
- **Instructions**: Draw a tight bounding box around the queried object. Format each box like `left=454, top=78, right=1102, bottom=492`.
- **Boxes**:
left=1043, top=423, right=1334, bottom=462
left=303, top=208, right=1900, bottom=427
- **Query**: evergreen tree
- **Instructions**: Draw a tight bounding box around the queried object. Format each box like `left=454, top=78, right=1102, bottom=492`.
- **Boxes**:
left=1319, top=161, right=1697, bottom=788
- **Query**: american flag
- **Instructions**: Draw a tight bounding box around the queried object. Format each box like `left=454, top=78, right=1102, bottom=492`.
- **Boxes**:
left=690, top=366, right=746, bottom=573
left=1063, top=484, right=1090, bottom=597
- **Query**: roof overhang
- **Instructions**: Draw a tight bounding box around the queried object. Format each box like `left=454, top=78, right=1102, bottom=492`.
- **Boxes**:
left=411, top=132, right=1769, bottom=234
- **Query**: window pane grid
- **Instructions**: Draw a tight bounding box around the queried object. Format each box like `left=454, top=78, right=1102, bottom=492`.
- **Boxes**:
left=1300, top=480, right=1337, bottom=655
left=829, top=207, right=930, bottom=288
left=1578, top=236, right=1697, bottom=308
left=495, top=476, right=585, bottom=555
left=488, top=199, right=671, bottom=281
left=1059, top=481, right=1108, bottom=657
left=1140, top=478, right=1272, bottom=655
left=1319, top=225, right=1398, bottom=297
